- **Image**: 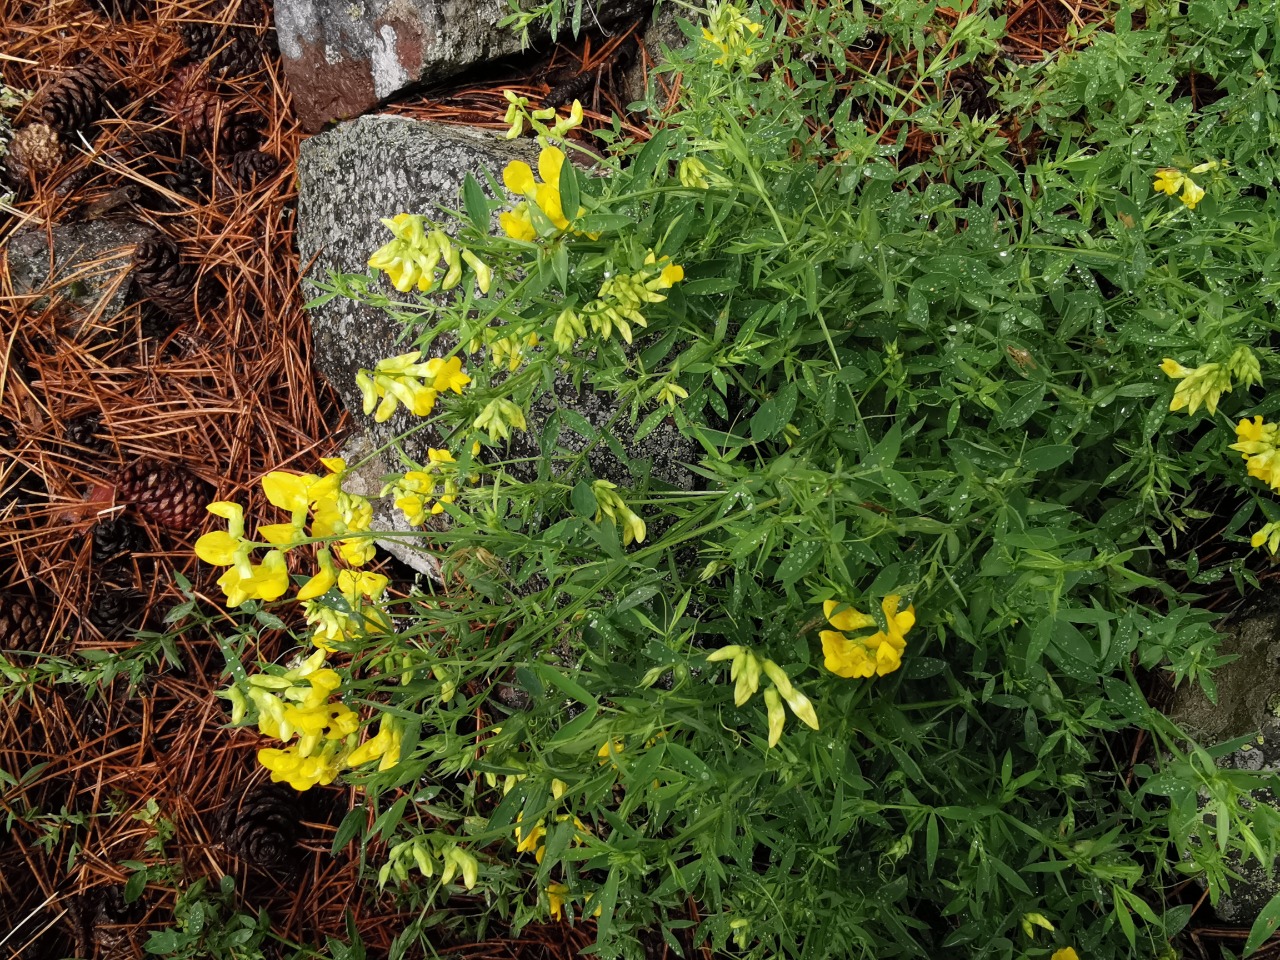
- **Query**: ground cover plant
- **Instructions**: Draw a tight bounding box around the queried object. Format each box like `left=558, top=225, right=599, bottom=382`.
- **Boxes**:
left=184, top=0, right=1280, bottom=957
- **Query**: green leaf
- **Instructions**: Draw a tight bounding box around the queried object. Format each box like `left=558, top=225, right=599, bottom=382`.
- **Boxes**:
left=750, top=383, right=798, bottom=441
left=463, top=173, right=489, bottom=231
left=1022, top=444, right=1076, bottom=471
left=530, top=663, right=598, bottom=707
left=125, top=869, right=149, bottom=904
left=1245, top=891, right=1280, bottom=955
left=558, top=158, right=580, bottom=228
left=332, top=806, right=368, bottom=855
left=774, top=540, right=822, bottom=588
left=372, top=795, right=409, bottom=842
left=571, top=480, right=597, bottom=517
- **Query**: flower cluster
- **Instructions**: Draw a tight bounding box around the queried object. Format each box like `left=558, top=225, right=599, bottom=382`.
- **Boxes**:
left=820, top=595, right=915, bottom=679
left=304, top=568, right=392, bottom=652
left=678, top=156, right=711, bottom=189
left=502, top=90, right=583, bottom=144
left=706, top=646, right=819, bottom=747
left=380, top=835, right=479, bottom=891
left=555, top=252, right=685, bottom=350
left=591, top=480, right=646, bottom=546
left=473, top=397, right=528, bottom=443
left=368, top=213, right=491, bottom=295
left=195, top=459, right=375, bottom=608
left=225, top=649, right=401, bottom=790
left=1152, top=160, right=1223, bottom=211
left=701, top=2, right=762, bottom=67
left=500, top=145, right=584, bottom=239
left=1231, top=415, right=1280, bottom=491
left=356, top=351, right=470, bottom=423
left=382, top=448, right=460, bottom=524
left=1160, top=347, right=1260, bottom=415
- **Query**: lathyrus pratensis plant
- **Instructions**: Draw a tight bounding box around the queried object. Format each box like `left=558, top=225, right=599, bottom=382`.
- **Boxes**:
left=197, top=0, right=1280, bottom=957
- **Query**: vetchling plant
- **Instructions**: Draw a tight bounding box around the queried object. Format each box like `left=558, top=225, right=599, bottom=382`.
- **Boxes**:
left=188, top=0, right=1280, bottom=957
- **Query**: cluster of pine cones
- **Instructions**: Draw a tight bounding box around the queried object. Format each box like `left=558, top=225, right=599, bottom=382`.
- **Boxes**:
left=0, top=0, right=283, bottom=649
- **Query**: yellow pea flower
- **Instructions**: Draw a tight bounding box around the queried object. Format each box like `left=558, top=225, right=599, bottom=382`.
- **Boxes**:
left=820, top=595, right=915, bottom=679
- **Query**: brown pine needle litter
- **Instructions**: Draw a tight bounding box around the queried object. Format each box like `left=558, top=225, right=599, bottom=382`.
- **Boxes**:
left=0, top=0, right=661, bottom=951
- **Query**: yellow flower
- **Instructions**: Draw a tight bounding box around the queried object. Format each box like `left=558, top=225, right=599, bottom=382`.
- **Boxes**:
left=678, top=156, right=710, bottom=189
left=1228, top=345, right=1263, bottom=389
left=701, top=2, right=762, bottom=66
left=216, top=549, right=289, bottom=608
left=597, top=738, right=625, bottom=765
left=426, top=356, right=470, bottom=394
left=296, top=549, right=338, bottom=601
left=1251, top=521, right=1280, bottom=554
left=820, top=595, right=915, bottom=679
left=501, top=146, right=582, bottom=234
left=591, top=480, right=646, bottom=545
left=257, top=742, right=344, bottom=791
left=194, top=501, right=247, bottom=566
left=553, top=306, right=587, bottom=352
left=764, top=687, right=785, bottom=748
left=347, top=715, right=402, bottom=771
left=356, top=351, right=467, bottom=423
left=656, top=381, right=689, bottom=407
left=1231, top=415, right=1280, bottom=490
left=473, top=398, right=528, bottom=443
left=514, top=812, right=546, bottom=854
left=547, top=882, right=568, bottom=921
left=1180, top=178, right=1205, bottom=209
left=499, top=204, right=537, bottom=242
left=1152, top=168, right=1184, bottom=196
left=1050, top=949, right=1079, bottom=960
left=440, top=845, right=479, bottom=890
left=1160, top=358, right=1232, bottom=415
left=1021, top=912, right=1055, bottom=937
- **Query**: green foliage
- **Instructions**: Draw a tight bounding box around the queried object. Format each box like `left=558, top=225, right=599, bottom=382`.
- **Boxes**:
left=244, top=0, right=1280, bottom=957
left=144, top=877, right=272, bottom=960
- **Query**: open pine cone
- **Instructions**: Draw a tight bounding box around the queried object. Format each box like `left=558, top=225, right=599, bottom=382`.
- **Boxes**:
left=219, top=784, right=299, bottom=867
left=132, top=232, right=199, bottom=322
left=36, top=60, right=117, bottom=134
left=115, top=458, right=211, bottom=531
left=5, top=123, right=64, bottom=184
left=0, top=590, right=48, bottom=651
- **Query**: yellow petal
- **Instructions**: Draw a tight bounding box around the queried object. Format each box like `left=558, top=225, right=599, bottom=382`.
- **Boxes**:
left=195, top=530, right=242, bottom=566
left=297, top=551, right=338, bottom=601
left=261, top=472, right=314, bottom=512
left=538, top=146, right=565, bottom=187
left=503, top=160, right=536, bottom=197
left=824, top=599, right=875, bottom=632
left=258, top=522, right=302, bottom=546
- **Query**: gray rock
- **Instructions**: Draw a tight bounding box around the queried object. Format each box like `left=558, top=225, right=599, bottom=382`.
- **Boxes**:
left=297, top=114, right=696, bottom=572
left=6, top=220, right=152, bottom=337
left=276, top=0, right=648, bottom=131
left=1166, top=611, right=1280, bottom=924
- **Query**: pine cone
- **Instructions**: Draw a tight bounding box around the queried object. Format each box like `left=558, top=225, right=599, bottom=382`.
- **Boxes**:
left=86, top=0, right=144, bottom=18
left=5, top=123, right=64, bottom=183
left=220, top=785, right=298, bottom=867
left=64, top=411, right=101, bottom=445
left=37, top=60, right=117, bottom=135
left=159, top=155, right=210, bottom=204
left=92, top=516, right=147, bottom=562
left=230, top=148, right=277, bottom=187
left=165, top=64, right=260, bottom=154
left=87, top=582, right=145, bottom=638
left=0, top=590, right=48, bottom=651
left=133, top=232, right=198, bottom=322
left=182, top=0, right=274, bottom=78
left=116, top=459, right=211, bottom=531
